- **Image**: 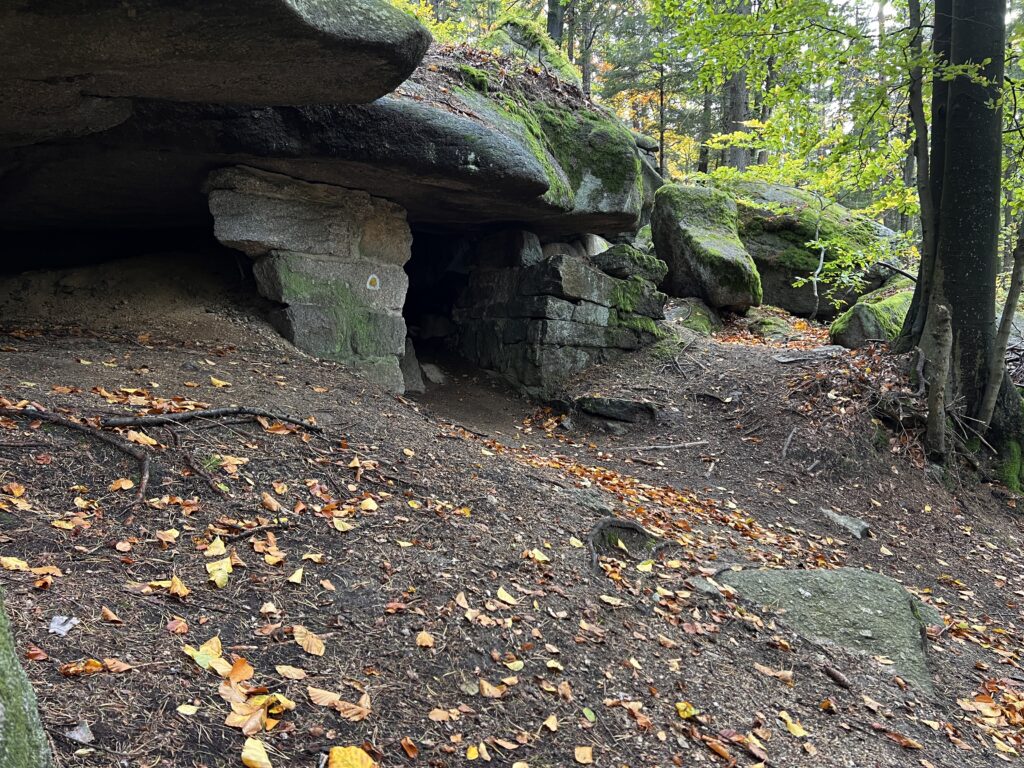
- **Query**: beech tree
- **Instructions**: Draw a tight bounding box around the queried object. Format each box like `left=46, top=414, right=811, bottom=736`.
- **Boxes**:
left=899, top=0, right=1023, bottom=452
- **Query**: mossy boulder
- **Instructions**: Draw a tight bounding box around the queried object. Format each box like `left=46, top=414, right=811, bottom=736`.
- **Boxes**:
left=748, top=307, right=797, bottom=342
left=724, top=180, right=891, bottom=318
left=481, top=16, right=581, bottom=85
left=0, top=590, right=52, bottom=768
left=666, top=298, right=721, bottom=336
left=651, top=184, right=762, bottom=312
left=829, top=278, right=913, bottom=349
left=591, top=243, right=668, bottom=284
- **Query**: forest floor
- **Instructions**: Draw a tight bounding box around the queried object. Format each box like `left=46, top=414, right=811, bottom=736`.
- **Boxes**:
left=1, top=257, right=1023, bottom=768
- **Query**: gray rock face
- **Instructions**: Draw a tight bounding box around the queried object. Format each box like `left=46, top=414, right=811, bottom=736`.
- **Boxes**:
left=0, top=48, right=645, bottom=237
left=0, top=0, right=430, bottom=148
left=454, top=229, right=666, bottom=396
left=730, top=180, right=891, bottom=318
left=591, top=244, right=668, bottom=284
left=0, top=590, right=51, bottom=768
left=400, top=339, right=426, bottom=394
left=718, top=567, right=942, bottom=690
left=652, top=185, right=763, bottom=311
left=209, top=167, right=411, bottom=392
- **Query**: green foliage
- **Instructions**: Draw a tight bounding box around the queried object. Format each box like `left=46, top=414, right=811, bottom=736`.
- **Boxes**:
left=386, top=0, right=466, bottom=43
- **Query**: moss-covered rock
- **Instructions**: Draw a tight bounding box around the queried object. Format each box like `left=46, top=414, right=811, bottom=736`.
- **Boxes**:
left=651, top=184, right=762, bottom=311
left=829, top=278, right=913, bottom=349
left=722, top=179, right=891, bottom=318
left=481, top=15, right=581, bottom=85
left=0, top=590, right=52, bottom=768
left=591, top=243, right=668, bottom=284
left=633, top=224, right=653, bottom=253
left=666, top=297, right=721, bottom=336
left=749, top=307, right=797, bottom=342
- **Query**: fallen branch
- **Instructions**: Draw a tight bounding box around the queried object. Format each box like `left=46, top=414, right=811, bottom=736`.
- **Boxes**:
left=619, top=441, right=708, bottom=452
left=876, top=261, right=918, bottom=282
left=100, top=406, right=322, bottom=433
left=1, top=407, right=151, bottom=502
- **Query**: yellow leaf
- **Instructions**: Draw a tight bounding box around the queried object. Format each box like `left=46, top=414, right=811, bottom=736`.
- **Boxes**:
left=333, top=519, right=356, bottom=532
left=529, top=548, right=550, bottom=563
left=0, top=556, right=29, bottom=571
left=241, top=737, right=272, bottom=768
left=574, top=745, right=594, bottom=764
left=302, top=553, right=324, bottom=563
left=108, top=478, right=135, bottom=492
left=569, top=536, right=584, bottom=548
left=496, top=587, right=518, bottom=605
left=287, top=567, right=304, bottom=584
left=779, top=710, right=808, bottom=738
left=169, top=575, right=190, bottom=598
left=176, top=704, right=199, bottom=716
left=675, top=701, right=699, bottom=719
left=359, top=497, right=378, bottom=512
left=543, top=713, right=558, bottom=731
left=636, top=560, right=655, bottom=573
left=275, top=665, right=307, bottom=680
left=599, top=595, right=624, bottom=606
left=205, top=537, right=226, bottom=557
left=466, top=744, right=479, bottom=760
left=327, top=746, right=377, bottom=768
left=210, top=377, right=232, bottom=388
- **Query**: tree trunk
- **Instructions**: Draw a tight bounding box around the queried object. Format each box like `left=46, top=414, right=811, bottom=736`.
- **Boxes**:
left=698, top=90, right=713, bottom=174
left=929, top=0, right=1005, bottom=421
left=547, top=0, right=564, bottom=45
left=566, top=1, right=576, bottom=62
left=724, top=0, right=751, bottom=170
left=898, top=0, right=951, bottom=349
left=658, top=61, right=667, bottom=176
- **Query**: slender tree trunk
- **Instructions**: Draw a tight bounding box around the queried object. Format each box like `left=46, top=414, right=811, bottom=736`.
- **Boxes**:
left=566, top=2, right=576, bottom=62
left=755, top=54, right=776, bottom=165
left=981, top=224, right=1024, bottom=428
left=930, top=0, right=1005, bottom=419
left=698, top=90, right=713, bottom=174
left=899, top=0, right=952, bottom=349
left=658, top=62, right=667, bottom=176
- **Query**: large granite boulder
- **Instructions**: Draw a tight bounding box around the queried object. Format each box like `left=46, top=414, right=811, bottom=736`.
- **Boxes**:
left=651, top=185, right=762, bottom=312
left=0, top=0, right=430, bottom=148
left=0, top=591, right=51, bottom=767
left=0, top=48, right=645, bottom=237
left=718, top=567, right=942, bottom=691
left=829, top=278, right=914, bottom=349
left=728, top=180, right=891, bottom=318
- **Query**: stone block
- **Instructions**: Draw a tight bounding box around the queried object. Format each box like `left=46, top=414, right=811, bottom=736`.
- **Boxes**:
left=255, top=252, right=409, bottom=313
left=208, top=166, right=412, bottom=264
left=519, top=255, right=619, bottom=307
left=400, top=339, right=425, bottom=394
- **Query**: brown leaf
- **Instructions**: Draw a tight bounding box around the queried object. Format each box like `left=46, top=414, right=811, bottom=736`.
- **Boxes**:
left=400, top=737, right=419, bottom=759
left=100, top=606, right=123, bottom=624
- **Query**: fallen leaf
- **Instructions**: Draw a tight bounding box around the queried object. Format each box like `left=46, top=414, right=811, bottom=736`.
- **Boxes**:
left=675, top=701, right=699, bottom=720
left=400, top=737, right=419, bottom=759
left=574, top=745, right=594, bottom=764
left=241, top=737, right=272, bottom=768
left=100, top=606, right=123, bottom=624
left=293, top=625, right=325, bottom=656
left=779, top=710, right=808, bottom=738
left=287, top=567, right=304, bottom=584
left=125, top=430, right=158, bottom=447
left=496, top=586, right=518, bottom=605
left=276, top=665, right=307, bottom=680
left=210, top=377, right=232, bottom=388
left=327, top=746, right=377, bottom=768
left=416, top=631, right=435, bottom=648
left=108, top=478, right=135, bottom=492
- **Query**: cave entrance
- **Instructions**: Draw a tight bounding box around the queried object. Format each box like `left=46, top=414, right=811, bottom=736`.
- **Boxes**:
left=401, top=228, right=474, bottom=386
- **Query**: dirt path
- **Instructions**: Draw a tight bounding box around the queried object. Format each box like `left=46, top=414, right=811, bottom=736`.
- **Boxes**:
left=0, top=277, right=1022, bottom=768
